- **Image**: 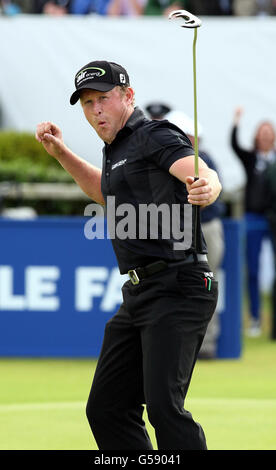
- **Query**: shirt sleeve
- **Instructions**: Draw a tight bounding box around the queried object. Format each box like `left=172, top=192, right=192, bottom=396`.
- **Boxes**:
left=146, top=121, right=195, bottom=171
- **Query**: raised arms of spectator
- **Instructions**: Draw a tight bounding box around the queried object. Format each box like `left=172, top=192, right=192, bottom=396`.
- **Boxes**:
left=231, top=107, right=253, bottom=164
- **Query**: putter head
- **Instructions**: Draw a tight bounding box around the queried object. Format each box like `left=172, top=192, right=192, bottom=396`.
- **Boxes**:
left=168, top=9, right=202, bottom=28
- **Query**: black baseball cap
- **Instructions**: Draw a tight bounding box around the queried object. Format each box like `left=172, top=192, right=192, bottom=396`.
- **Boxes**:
left=70, top=60, right=130, bottom=105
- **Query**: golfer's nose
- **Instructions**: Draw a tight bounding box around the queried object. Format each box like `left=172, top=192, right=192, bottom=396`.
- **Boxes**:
left=93, top=101, right=102, bottom=115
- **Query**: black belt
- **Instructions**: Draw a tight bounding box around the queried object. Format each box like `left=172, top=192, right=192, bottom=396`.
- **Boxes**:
left=128, top=254, right=208, bottom=285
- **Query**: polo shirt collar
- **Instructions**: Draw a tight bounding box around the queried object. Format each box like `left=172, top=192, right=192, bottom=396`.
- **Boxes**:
left=124, top=107, right=146, bottom=131
left=105, top=107, right=146, bottom=147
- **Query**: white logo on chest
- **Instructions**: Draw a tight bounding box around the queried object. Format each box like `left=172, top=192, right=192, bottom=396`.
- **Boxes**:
left=111, top=159, right=127, bottom=171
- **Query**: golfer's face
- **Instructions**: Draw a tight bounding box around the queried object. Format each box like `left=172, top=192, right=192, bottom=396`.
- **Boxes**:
left=80, top=87, right=130, bottom=144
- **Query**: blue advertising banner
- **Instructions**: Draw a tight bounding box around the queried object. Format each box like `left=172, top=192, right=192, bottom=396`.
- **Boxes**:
left=0, top=217, right=243, bottom=358
left=217, top=218, right=244, bottom=358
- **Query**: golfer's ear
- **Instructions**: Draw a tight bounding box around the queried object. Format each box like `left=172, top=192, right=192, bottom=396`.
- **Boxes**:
left=125, top=87, right=135, bottom=105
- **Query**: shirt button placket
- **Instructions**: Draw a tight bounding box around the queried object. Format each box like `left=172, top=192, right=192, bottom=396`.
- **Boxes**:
left=105, top=152, right=111, bottom=193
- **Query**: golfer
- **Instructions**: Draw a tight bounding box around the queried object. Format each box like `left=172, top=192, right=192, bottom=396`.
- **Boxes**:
left=36, top=60, right=221, bottom=450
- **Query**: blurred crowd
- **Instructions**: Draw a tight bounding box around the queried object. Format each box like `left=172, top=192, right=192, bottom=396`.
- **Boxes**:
left=144, top=102, right=276, bottom=347
left=1, top=0, right=276, bottom=16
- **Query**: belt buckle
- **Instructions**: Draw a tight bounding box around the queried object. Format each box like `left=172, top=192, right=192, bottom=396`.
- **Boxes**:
left=128, top=269, right=140, bottom=285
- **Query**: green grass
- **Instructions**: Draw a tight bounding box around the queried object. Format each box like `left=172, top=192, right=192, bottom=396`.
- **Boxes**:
left=0, top=295, right=276, bottom=450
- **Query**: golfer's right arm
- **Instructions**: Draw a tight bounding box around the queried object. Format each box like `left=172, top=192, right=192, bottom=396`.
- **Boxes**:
left=36, top=121, right=105, bottom=206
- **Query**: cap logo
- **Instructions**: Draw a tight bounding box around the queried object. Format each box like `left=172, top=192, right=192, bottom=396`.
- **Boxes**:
left=76, top=67, right=106, bottom=85
left=119, top=73, right=126, bottom=84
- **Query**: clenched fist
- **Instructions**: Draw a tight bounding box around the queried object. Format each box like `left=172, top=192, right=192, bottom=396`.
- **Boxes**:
left=36, top=121, right=65, bottom=159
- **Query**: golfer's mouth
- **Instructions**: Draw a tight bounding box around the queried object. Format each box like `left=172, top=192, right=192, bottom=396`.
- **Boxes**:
left=98, top=121, right=107, bottom=127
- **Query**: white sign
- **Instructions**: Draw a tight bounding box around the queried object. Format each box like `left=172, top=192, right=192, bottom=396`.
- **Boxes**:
left=0, top=265, right=126, bottom=312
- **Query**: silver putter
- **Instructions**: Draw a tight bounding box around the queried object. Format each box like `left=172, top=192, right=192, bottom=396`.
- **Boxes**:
left=169, top=10, right=203, bottom=251
left=168, top=9, right=202, bottom=29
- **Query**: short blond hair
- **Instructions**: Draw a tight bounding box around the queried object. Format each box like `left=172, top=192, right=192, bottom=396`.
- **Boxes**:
left=118, top=85, right=135, bottom=107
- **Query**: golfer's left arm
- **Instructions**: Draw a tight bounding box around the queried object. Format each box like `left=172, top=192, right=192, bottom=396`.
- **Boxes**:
left=169, top=155, right=222, bottom=207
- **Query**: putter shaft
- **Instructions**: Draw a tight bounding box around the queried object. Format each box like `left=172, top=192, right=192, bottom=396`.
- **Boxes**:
left=193, top=27, right=199, bottom=179
left=169, top=9, right=203, bottom=252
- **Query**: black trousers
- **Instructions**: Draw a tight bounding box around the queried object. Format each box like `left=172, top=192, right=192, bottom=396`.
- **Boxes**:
left=86, top=261, right=218, bottom=450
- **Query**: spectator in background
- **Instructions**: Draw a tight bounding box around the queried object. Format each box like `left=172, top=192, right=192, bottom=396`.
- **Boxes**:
left=233, top=0, right=276, bottom=15
left=0, top=0, right=31, bottom=13
left=188, top=0, right=233, bottom=15
left=231, top=108, right=276, bottom=336
left=144, top=0, right=187, bottom=16
left=69, top=0, right=109, bottom=14
left=167, top=110, right=225, bottom=358
left=263, top=157, right=276, bottom=340
left=217, top=0, right=233, bottom=14
left=31, top=0, right=70, bottom=14
left=144, top=0, right=233, bottom=15
left=107, top=0, right=146, bottom=15
left=145, top=102, right=171, bottom=120
left=232, top=0, right=256, bottom=14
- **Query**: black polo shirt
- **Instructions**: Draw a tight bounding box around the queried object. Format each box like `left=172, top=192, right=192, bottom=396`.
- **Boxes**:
left=101, top=107, right=207, bottom=274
